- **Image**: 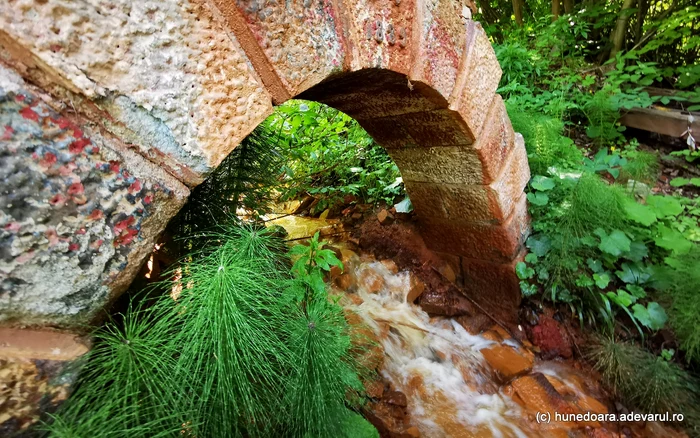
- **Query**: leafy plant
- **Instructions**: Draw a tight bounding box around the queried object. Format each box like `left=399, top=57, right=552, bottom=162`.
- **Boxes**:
left=45, top=226, right=376, bottom=438
left=268, top=100, right=404, bottom=213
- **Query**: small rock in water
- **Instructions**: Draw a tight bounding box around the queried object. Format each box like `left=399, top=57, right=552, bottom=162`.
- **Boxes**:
left=364, top=379, right=385, bottom=399
left=359, top=267, right=384, bottom=293
left=383, top=390, right=408, bottom=407
left=406, top=274, right=425, bottom=303
left=380, top=259, right=399, bottom=274
left=480, top=342, right=534, bottom=383
left=456, top=314, right=492, bottom=335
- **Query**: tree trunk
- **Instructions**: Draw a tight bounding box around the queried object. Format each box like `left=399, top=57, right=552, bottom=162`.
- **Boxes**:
left=609, top=0, right=637, bottom=59
left=512, top=0, right=524, bottom=26
left=552, top=0, right=561, bottom=21
left=477, top=0, right=499, bottom=26
left=563, top=0, right=574, bottom=14
left=635, top=0, right=648, bottom=43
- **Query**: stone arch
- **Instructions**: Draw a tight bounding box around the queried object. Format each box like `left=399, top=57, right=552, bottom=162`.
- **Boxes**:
left=0, top=0, right=529, bottom=328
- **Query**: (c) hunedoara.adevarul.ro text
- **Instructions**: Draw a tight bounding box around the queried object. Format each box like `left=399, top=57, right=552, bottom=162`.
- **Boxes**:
left=536, top=411, right=685, bottom=424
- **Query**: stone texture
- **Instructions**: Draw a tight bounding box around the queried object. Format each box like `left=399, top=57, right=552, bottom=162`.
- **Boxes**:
left=389, top=146, right=483, bottom=185
left=461, top=248, right=526, bottom=316
left=419, top=194, right=530, bottom=261
left=0, top=66, right=188, bottom=326
left=231, top=0, right=346, bottom=97
left=0, top=0, right=273, bottom=176
left=0, top=328, right=88, bottom=434
left=449, top=21, right=502, bottom=137
left=411, top=0, right=471, bottom=100
left=473, top=95, right=517, bottom=184
left=342, top=0, right=416, bottom=73
left=0, top=0, right=531, bottom=328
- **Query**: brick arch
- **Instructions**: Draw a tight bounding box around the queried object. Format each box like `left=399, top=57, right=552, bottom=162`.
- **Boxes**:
left=0, top=0, right=529, bottom=327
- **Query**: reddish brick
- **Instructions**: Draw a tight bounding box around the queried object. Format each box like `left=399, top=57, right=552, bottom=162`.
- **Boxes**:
left=449, top=22, right=502, bottom=137
left=472, top=95, right=517, bottom=184
left=461, top=248, right=527, bottom=320
left=418, top=194, right=530, bottom=262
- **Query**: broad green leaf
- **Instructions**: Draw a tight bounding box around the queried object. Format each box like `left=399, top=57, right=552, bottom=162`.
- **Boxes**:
left=624, top=241, right=649, bottom=262
left=654, top=224, right=692, bottom=254
left=596, top=229, right=632, bottom=257
left=632, top=302, right=667, bottom=331
left=527, top=192, right=549, bottom=206
left=586, top=258, right=603, bottom=273
left=606, top=290, right=635, bottom=307
left=615, top=262, right=650, bottom=284
left=594, top=272, right=611, bottom=289
left=626, top=285, right=647, bottom=299
left=670, top=177, right=691, bottom=187
left=524, top=253, right=538, bottom=263
left=647, top=195, right=684, bottom=218
left=531, top=175, right=555, bottom=191
left=526, top=235, right=552, bottom=257
left=623, top=198, right=656, bottom=226
left=516, top=262, right=535, bottom=280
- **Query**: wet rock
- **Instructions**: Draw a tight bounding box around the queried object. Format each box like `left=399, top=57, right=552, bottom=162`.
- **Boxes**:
left=529, top=315, right=573, bottom=359
left=345, top=310, right=384, bottom=371
left=336, top=273, right=356, bottom=291
left=456, top=314, right=492, bottom=335
left=377, top=209, right=395, bottom=225
left=346, top=293, right=364, bottom=306
left=419, top=288, right=475, bottom=317
left=365, top=379, right=385, bottom=399
left=480, top=343, right=534, bottom=382
left=511, top=373, right=577, bottom=417
left=363, top=400, right=416, bottom=438
left=383, top=390, right=408, bottom=407
left=406, top=275, right=425, bottom=303
left=381, top=259, right=399, bottom=274
left=438, top=263, right=456, bottom=283
left=292, top=195, right=315, bottom=214
left=359, top=267, right=385, bottom=293
left=404, top=426, right=421, bottom=437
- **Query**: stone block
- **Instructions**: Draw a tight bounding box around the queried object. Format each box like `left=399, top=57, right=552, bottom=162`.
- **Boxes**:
left=449, top=21, right=502, bottom=137
left=402, top=181, right=446, bottom=219
left=357, top=116, right=418, bottom=149
left=341, top=0, right=416, bottom=74
left=410, top=0, right=470, bottom=100
left=388, top=146, right=483, bottom=185
left=0, top=69, right=188, bottom=327
left=418, top=194, right=530, bottom=261
left=0, top=328, right=88, bottom=433
left=472, top=95, right=516, bottom=184
left=0, top=0, right=272, bottom=176
left=461, top=248, right=526, bottom=320
left=229, top=0, right=346, bottom=97
left=395, top=109, right=475, bottom=147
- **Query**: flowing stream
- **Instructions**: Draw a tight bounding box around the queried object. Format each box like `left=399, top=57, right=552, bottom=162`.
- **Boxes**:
left=339, top=258, right=680, bottom=438
left=267, top=215, right=682, bottom=438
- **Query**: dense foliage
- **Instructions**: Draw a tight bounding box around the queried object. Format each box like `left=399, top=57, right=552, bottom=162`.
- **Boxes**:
left=490, top=0, right=699, bottom=429
left=43, top=227, right=378, bottom=438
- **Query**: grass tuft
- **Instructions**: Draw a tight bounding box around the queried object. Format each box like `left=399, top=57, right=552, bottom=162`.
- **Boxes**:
left=588, top=337, right=699, bottom=418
